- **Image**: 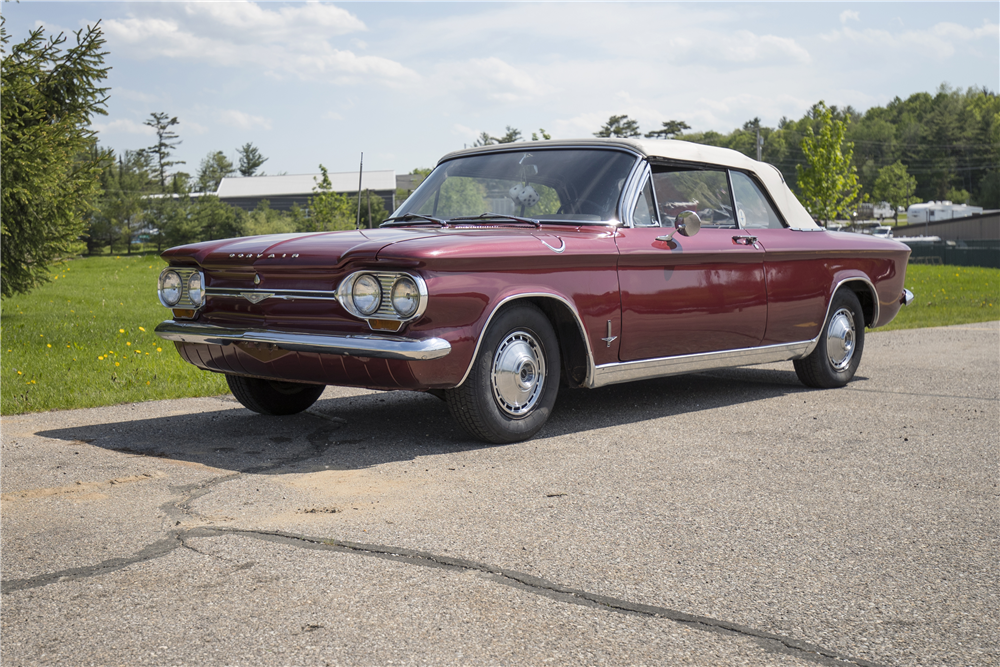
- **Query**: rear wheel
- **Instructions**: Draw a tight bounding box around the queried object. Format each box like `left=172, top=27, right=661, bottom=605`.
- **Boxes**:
left=226, top=375, right=325, bottom=415
left=446, top=303, right=560, bottom=444
left=794, top=289, right=865, bottom=388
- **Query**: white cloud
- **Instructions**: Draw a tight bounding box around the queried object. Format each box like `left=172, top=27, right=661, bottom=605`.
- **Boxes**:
left=437, top=57, right=554, bottom=104
left=92, top=118, right=155, bottom=135
left=114, top=88, right=159, bottom=104
left=217, top=110, right=272, bottom=131
left=183, top=0, right=365, bottom=36
left=840, top=11, right=860, bottom=25
left=821, top=20, right=999, bottom=59
left=102, top=2, right=416, bottom=84
left=718, top=31, right=812, bottom=65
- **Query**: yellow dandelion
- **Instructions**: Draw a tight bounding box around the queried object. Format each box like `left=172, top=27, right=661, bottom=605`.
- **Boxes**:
left=46, top=344, right=51, bottom=348
left=119, top=328, right=125, bottom=333
left=39, top=334, right=43, bottom=337
left=126, top=342, right=131, bottom=346
left=139, top=326, right=146, bottom=332
left=146, top=381, right=150, bottom=385
left=17, top=371, right=22, bottom=375
left=115, top=362, right=120, bottom=367
left=157, top=347, right=162, bottom=352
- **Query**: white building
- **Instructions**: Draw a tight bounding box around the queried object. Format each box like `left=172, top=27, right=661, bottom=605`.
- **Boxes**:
left=214, top=170, right=399, bottom=214
left=907, top=201, right=983, bottom=224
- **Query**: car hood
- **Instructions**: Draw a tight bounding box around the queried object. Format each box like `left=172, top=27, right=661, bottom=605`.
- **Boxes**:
left=161, top=228, right=441, bottom=270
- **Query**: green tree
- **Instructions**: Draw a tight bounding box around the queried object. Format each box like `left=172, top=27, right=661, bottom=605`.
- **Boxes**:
left=495, top=126, right=522, bottom=144
left=1, top=19, right=110, bottom=296
left=95, top=149, right=155, bottom=254
left=144, top=112, right=183, bottom=188
left=356, top=190, right=389, bottom=229
left=473, top=126, right=522, bottom=146
left=243, top=200, right=296, bottom=236
left=472, top=131, right=495, bottom=147
left=645, top=120, right=690, bottom=139
left=189, top=195, right=242, bottom=242
left=594, top=114, right=641, bottom=138
left=796, top=101, right=862, bottom=225
left=308, top=164, right=354, bottom=231
left=531, top=128, right=551, bottom=141
left=872, top=161, right=918, bottom=218
left=237, top=142, right=267, bottom=177
left=196, top=150, right=234, bottom=193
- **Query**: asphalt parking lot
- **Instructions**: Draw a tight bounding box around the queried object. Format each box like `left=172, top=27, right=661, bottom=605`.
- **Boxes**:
left=2, top=322, right=997, bottom=666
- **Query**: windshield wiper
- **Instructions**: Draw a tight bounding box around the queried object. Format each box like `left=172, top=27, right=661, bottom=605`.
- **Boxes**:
left=380, top=214, right=447, bottom=227
left=448, top=213, right=540, bottom=228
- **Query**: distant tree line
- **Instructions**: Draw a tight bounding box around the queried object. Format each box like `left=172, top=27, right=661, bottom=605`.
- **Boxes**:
left=582, top=85, right=999, bottom=211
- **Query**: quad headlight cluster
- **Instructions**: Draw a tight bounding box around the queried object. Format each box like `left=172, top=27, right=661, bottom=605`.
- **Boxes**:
left=337, top=271, right=428, bottom=325
left=157, top=268, right=206, bottom=310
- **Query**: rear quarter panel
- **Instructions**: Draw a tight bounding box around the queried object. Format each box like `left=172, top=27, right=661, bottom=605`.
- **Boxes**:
left=754, top=229, right=910, bottom=345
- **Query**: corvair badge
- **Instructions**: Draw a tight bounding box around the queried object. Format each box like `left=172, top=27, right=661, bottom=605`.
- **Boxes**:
left=229, top=253, right=300, bottom=259
left=240, top=292, right=273, bottom=304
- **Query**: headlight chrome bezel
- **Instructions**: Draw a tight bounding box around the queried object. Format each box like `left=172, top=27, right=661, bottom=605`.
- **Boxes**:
left=337, top=271, right=428, bottom=326
left=158, top=267, right=206, bottom=310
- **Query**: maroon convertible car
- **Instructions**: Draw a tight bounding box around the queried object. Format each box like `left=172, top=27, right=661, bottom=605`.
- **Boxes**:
left=155, top=139, right=913, bottom=443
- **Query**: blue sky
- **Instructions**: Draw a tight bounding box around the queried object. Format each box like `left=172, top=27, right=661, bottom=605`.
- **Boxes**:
left=4, top=2, right=998, bottom=178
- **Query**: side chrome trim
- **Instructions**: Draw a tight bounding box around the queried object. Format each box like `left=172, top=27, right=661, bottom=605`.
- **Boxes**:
left=154, top=320, right=451, bottom=361
left=455, top=293, right=596, bottom=389
left=590, top=339, right=815, bottom=389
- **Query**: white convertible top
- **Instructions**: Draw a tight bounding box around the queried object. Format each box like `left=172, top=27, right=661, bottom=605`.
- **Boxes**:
left=442, top=138, right=820, bottom=230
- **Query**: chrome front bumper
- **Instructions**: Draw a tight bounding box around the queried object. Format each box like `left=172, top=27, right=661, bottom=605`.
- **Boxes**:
left=154, top=320, right=451, bottom=361
left=902, top=289, right=915, bottom=306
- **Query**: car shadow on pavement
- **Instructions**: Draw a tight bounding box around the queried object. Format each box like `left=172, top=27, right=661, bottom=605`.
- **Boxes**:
left=36, top=366, right=819, bottom=474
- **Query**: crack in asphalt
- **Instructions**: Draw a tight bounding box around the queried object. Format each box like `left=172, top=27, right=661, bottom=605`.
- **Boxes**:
left=3, top=434, right=885, bottom=667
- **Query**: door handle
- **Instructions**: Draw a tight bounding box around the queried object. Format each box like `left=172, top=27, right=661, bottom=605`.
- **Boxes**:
left=732, top=235, right=758, bottom=245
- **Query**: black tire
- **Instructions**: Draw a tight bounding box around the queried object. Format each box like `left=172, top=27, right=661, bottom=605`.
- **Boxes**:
left=794, top=289, right=866, bottom=388
left=226, top=375, right=325, bottom=415
left=446, top=303, right=560, bottom=444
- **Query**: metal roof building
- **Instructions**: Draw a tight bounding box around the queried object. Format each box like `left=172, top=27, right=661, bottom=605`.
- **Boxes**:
left=215, top=170, right=398, bottom=214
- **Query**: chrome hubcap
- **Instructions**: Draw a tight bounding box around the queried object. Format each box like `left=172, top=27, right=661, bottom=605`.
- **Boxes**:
left=491, top=331, right=545, bottom=417
left=826, top=308, right=856, bottom=371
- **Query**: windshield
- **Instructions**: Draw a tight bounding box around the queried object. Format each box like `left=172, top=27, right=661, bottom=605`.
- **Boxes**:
left=392, top=148, right=638, bottom=224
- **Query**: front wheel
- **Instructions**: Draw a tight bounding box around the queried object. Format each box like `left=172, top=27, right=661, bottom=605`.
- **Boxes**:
left=794, top=289, right=866, bottom=388
left=446, top=303, right=560, bottom=444
left=226, top=375, right=325, bottom=415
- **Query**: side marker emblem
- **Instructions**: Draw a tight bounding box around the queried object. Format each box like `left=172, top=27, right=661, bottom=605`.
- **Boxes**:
left=601, top=320, right=618, bottom=348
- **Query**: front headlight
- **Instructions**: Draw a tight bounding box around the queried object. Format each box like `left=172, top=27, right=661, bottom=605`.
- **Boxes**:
left=159, top=270, right=182, bottom=306
left=391, top=276, right=419, bottom=318
left=187, top=272, right=204, bottom=306
left=352, top=274, right=381, bottom=315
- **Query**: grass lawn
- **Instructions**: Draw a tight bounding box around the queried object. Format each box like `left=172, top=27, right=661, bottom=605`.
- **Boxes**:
left=876, top=264, right=999, bottom=332
left=1, top=256, right=997, bottom=415
left=1, top=254, right=227, bottom=415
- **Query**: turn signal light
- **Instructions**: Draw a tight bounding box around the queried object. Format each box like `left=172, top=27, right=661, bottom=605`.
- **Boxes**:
left=367, top=319, right=403, bottom=332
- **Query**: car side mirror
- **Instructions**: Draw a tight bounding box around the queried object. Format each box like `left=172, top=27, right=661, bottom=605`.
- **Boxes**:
left=656, top=210, right=702, bottom=243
